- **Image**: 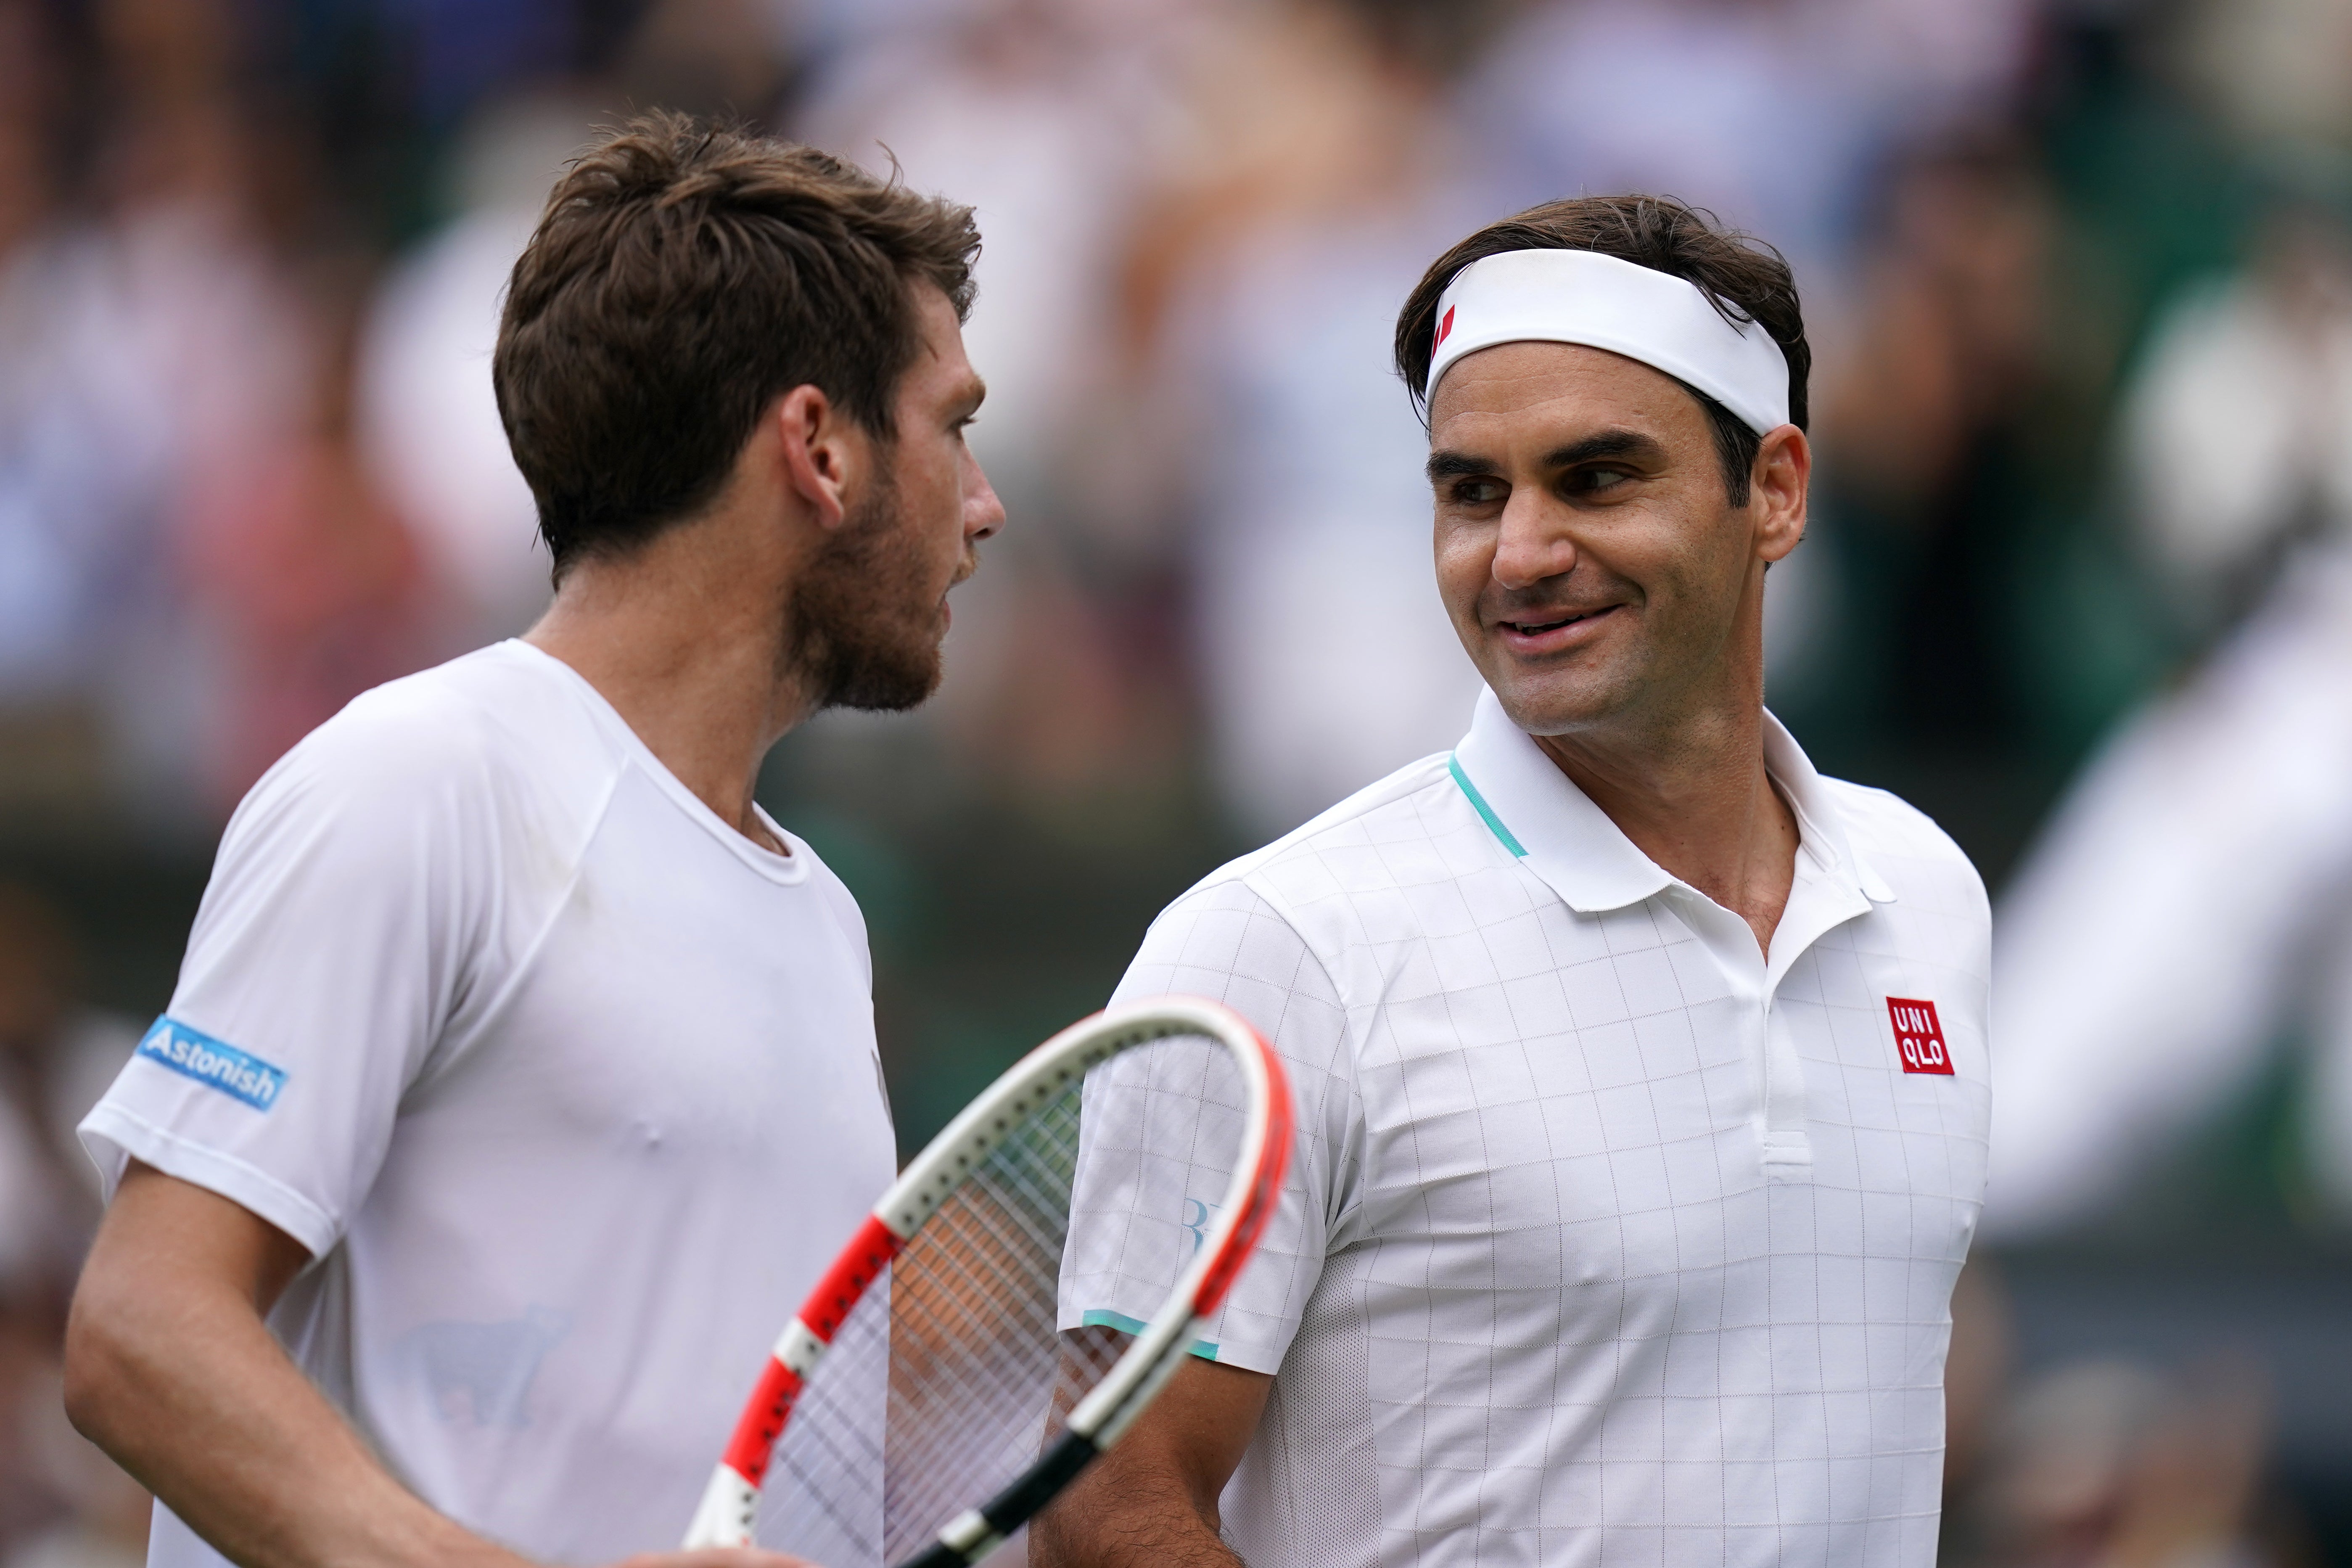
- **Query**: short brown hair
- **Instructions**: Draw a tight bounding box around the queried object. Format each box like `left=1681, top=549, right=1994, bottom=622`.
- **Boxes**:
left=494, top=113, right=981, bottom=574
left=1394, top=196, right=1809, bottom=503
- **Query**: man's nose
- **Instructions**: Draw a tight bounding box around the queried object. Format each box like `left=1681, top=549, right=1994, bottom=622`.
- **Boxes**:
left=965, top=452, right=1006, bottom=541
left=1491, top=490, right=1576, bottom=590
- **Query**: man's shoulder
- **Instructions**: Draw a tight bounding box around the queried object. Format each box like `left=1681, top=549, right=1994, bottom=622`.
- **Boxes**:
left=1817, top=775, right=1989, bottom=914
left=1115, top=756, right=1475, bottom=1065
left=1165, top=750, right=1485, bottom=924
left=246, top=643, right=620, bottom=834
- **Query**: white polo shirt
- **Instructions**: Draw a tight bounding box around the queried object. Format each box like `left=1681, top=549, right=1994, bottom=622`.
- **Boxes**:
left=79, top=642, right=896, bottom=1568
left=1062, top=690, right=1990, bottom=1568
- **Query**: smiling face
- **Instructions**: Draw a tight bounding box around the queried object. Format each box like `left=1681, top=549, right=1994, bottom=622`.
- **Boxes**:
left=794, top=283, right=1004, bottom=711
left=1427, top=339, right=1806, bottom=743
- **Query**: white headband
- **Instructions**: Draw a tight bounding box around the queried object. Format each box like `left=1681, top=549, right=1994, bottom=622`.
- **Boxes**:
left=1425, top=249, right=1790, bottom=434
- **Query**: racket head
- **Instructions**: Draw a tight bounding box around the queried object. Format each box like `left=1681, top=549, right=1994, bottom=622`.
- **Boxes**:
left=683, top=996, right=1291, bottom=1568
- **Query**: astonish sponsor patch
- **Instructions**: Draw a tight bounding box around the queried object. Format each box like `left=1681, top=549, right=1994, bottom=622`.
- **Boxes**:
left=137, top=1017, right=287, bottom=1110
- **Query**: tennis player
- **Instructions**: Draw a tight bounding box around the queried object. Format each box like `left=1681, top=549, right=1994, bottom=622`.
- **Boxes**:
left=63, top=116, right=1000, bottom=1568
left=1041, top=196, right=1991, bottom=1566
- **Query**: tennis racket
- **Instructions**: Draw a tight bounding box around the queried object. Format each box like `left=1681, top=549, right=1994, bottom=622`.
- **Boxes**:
left=681, top=995, right=1292, bottom=1568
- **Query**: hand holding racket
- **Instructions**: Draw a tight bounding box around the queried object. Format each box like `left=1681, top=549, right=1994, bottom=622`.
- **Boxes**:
left=682, top=997, right=1292, bottom=1568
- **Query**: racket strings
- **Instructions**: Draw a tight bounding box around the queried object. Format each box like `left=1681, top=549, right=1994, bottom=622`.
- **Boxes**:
left=753, top=1080, right=1105, bottom=1565
left=758, top=1288, right=891, bottom=1563
left=880, top=1098, right=1097, bottom=1559
left=751, top=1034, right=1244, bottom=1568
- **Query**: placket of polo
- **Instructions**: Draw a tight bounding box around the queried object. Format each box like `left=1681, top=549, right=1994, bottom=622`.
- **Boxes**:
left=1755, top=845, right=1877, bottom=1172
left=1664, top=887, right=1811, bottom=1173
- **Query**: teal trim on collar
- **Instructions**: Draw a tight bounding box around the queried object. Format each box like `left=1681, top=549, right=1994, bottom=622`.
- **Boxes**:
left=1449, top=754, right=1528, bottom=858
left=1080, top=1308, right=1219, bottom=1362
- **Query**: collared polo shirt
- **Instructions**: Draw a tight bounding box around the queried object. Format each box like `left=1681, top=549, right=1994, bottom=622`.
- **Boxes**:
left=1060, top=690, right=1991, bottom=1568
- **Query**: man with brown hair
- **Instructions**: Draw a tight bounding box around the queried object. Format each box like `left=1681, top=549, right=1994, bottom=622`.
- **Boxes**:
left=1041, top=197, right=1990, bottom=1566
left=64, top=114, right=1002, bottom=1568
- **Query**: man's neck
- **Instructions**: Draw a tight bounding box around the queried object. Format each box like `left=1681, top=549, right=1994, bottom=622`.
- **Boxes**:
left=1532, top=699, right=1799, bottom=958
left=524, top=516, right=812, bottom=854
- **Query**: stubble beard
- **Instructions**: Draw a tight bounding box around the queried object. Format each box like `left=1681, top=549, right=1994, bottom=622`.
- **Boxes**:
left=790, top=468, right=948, bottom=714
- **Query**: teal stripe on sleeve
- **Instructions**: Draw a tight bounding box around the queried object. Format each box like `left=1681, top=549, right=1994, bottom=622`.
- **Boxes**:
left=1448, top=754, right=1527, bottom=857
left=1080, top=1308, right=1220, bottom=1362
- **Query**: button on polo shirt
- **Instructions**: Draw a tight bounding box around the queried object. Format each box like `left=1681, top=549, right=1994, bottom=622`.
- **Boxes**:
left=1060, top=689, right=1992, bottom=1568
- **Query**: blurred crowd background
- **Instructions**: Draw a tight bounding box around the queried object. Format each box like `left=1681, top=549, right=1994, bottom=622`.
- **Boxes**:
left=5, top=0, right=2352, bottom=1562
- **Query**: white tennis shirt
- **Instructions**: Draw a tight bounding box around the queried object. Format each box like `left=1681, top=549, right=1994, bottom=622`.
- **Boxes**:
left=79, top=641, right=896, bottom=1568
left=1063, top=690, right=1990, bottom=1567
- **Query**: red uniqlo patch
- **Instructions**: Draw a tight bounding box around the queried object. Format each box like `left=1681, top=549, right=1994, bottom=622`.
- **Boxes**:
left=1887, top=997, right=1953, bottom=1075
left=1435, top=304, right=1456, bottom=348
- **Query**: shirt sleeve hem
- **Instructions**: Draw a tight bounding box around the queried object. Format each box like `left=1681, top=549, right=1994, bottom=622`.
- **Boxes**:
left=1076, top=1307, right=1223, bottom=1363
left=1189, top=1337, right=1282, bottom=1375
left=77, top=1104, right=341, bottom=1259
left=1061, top=1304, right=1288, bottom=1376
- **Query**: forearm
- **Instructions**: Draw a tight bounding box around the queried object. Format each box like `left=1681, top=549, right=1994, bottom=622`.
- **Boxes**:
left=1027, top=1355, right=1268, bottom=1568
left=1030, top=1455, right=1244, bottom=1568
left=65, top=1177, right=527, bottom=1568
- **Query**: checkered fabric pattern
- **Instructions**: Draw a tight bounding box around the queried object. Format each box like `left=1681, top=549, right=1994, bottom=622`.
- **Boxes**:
left=1062, top=693, right=1991, bottom=1568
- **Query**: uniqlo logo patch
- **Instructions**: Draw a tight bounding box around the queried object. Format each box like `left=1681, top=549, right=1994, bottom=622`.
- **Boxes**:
left=1435, top=304, right=1456, bottom=348
left=1887, top=997, right=1953, bottom=1074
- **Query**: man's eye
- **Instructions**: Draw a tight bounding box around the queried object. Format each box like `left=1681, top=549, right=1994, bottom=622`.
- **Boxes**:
left=1570, top=466, right=1631, bottom=494
left=1452, top=479, right=1505, bottom=505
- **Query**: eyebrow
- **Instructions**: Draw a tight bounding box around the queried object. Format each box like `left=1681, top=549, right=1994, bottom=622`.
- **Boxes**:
left=1425, top=450, right=1495, bottom=484
left=1426, top=428, right=1668, bottom=486
left=1542, top=429, right=1666, bottom=469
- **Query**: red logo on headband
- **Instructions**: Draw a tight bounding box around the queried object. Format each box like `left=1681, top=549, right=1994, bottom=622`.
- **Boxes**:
left=1435, top=305, right=1456, bottom=349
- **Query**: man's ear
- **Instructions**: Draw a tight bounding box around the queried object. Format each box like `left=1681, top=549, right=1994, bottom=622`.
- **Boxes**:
left=774, top=383, right=865, bottom=534
left=1752, top=424, right=1810, bottom=564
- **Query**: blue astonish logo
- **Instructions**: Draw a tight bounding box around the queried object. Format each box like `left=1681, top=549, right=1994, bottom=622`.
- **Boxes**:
left=136, top=1017, right=287, bottom=1111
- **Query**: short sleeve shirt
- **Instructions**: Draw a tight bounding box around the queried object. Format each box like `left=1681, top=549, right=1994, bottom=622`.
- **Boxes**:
left=81, top=642, right=897, bottom=1568
left=1060, top=691, right=1992, bottom=1568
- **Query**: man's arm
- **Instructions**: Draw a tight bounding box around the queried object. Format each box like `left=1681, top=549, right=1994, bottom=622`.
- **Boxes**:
left=64, top=1163, right=805, bottom=1568
left=1030, top=1357, right=1272, bottom=1568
